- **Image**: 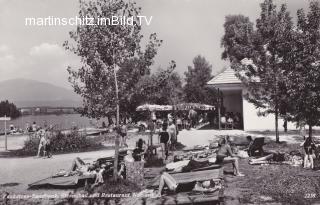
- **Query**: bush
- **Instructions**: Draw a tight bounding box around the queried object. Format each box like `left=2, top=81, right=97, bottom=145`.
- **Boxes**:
left=52, top=131, right=100, bottom=152
left=16, top=131, right=103, bottom=156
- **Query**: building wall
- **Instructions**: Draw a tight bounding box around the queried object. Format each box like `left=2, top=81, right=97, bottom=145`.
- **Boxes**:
left=242, top=97, right=296, bottom=131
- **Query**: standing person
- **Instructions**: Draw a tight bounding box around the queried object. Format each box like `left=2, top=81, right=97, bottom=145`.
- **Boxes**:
left=167, top=113, right=173, bottom=122
left=25, top=123, right=30, bottom=133
left=44, top=128, right=53, bottom=158
left=300, top=136, right=316, bottom=169
left=176, top=116, right=182, bottom=131
left=10, top=124, right=14, bottom=133
left=37, top=129, right=46, bottom=157
left=283, top=119, right=288, bottom=133
left=159, top=123, right=170, bottom=160
left=299, top=123, right=306, bottom=139
left=120, top=122, right=128, bottom=147
left=151, top=111, right=157, bottom=123
left=147, top=120, right=155, bottom=146
left=168, top=121, right=177, bottom=150
left=32, top=122, right=37, bottom=132
left=188, top=109, right=197, bottom=129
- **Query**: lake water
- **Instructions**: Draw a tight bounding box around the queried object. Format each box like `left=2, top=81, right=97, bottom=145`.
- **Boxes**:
left=0, top=114, right=109, bottom=131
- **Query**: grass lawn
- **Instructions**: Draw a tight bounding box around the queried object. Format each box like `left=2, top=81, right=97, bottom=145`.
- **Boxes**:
left=224, top=141, right=320, bottom=205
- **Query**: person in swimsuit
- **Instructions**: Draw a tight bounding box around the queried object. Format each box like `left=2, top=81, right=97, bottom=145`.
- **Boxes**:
left=156, top=172, right=219, bottom=196
left=301, top=135, right=316, bottom=169
left=159, top=124, right=170, bottom=160
left=216, top=136, right=244, bottom=176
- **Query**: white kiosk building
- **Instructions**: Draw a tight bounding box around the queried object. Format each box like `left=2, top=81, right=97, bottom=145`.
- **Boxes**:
left=207, top=68, right=294, bottom=131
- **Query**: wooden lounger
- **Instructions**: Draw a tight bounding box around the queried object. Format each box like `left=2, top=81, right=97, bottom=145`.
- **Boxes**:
left=144, top=168, right=224, bottom=205
left=151, top=168, right=223, bottom=188
left=28, top=174, right=96, bottom=189
left=144, top=191, right=222, bottom=205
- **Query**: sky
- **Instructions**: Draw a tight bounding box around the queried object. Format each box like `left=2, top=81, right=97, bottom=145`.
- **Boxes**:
left=0, top=0, right=311, bottom=89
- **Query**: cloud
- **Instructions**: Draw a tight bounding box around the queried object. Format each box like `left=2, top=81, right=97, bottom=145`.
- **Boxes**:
left=29, top=43, right=65, bottom=57
left=26, top=43, right=80, bottom=88
left=0, top=42, right=80, bottom=89
left=0, top=45, right=9, bottom=53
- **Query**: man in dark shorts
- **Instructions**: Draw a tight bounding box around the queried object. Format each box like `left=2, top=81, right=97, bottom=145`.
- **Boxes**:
left=159, top=124, right=170, bottom=160
left=120, top=122, right=128, bottom=147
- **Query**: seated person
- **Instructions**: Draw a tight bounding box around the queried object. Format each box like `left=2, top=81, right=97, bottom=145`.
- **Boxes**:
left=133, top=138, right=148, bottom=161
left=220, top=116, right=227, bottom=126
left=124, top=150, right=135, bottom=163
left=245, top=136, right=264, bottom=156
left=227, top=117, right=234, bottom=128
left=67, top=157, right=99, bottom=176
left=117, top=162, right=128, bottom=179
left=215, top=136, right=244, bottom=177
left=156, top=172, right=219, bottom=196
left=93, top=164, right=107, bottom=186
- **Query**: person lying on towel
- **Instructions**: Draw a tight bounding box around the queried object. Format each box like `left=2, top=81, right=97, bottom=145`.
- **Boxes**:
left=248, top=151, right=289, bottom=165
left=156, top=172, right=220, bottom=196
left=65, top=157, right=100, bottom=176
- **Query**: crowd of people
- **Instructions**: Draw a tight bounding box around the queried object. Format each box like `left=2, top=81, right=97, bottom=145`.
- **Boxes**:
left=219, top=111, right=242, bottom=130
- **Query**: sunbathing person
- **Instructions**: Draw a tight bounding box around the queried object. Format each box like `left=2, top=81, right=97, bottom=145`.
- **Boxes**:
left=249, top=151, right=287, bottom=165
left=216, top=136, right=244, bottom=176
left=156, top=172, right=219, bottom=196
left=66, top=157, right=99, bottom=176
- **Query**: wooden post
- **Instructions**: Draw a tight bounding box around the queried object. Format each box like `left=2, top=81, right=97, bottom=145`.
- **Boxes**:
left=218, top=89, right=221, bottom=130
left=4, top=115, right=7, bottom=151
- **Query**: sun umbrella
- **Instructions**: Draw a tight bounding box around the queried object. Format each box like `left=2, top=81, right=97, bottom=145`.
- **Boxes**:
left=136, top=104, right=173, bottom=111
left=174, top=103, right=215, bottom=111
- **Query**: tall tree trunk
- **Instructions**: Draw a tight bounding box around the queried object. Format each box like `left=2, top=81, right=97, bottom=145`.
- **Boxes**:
left=275, top=104, right=280, bottom=143
left=113, top=49, right=120, bottom=180
left=309, top=124, right=312, bottom=138
left=275, top=76, right=280, bottom=143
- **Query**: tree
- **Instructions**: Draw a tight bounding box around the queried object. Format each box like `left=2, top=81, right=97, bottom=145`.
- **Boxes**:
left=136, top=61, right=182, bottom=105
left=221, top=0, right=293, bottom=143
left=0, top=100, right=21, bottom=119
left=184, top=55, right=216, bottom=105
left=284, top=1, right=320, bottom=137
left=64, top=0, right=162, bottom=178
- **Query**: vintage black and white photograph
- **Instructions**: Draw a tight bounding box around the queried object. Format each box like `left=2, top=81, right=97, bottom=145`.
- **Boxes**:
left=0, top=0, right=319, bottom=204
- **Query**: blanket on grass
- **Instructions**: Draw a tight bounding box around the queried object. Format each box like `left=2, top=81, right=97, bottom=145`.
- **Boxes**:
left=28, top=174, right=96, bottom=189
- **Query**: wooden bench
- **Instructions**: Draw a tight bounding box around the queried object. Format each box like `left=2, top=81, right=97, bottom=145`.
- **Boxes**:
left=144, top=168, right=224, bottom=205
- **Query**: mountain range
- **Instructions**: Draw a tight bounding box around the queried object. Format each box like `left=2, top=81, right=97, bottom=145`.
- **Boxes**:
left=0, top=78, right=82, bottom=107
